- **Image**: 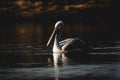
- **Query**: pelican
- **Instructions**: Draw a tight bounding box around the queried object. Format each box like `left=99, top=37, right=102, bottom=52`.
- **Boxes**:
left=47, top=21, right=90, bottom=53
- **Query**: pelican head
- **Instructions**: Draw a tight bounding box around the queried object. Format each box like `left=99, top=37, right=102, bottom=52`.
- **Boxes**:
left=47, top=21, right=64, bottom=47
left=55, top=21, right=64, bottom=28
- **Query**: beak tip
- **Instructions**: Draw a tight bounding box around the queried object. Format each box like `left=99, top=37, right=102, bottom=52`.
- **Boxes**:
left=46, top=43, right=49, bottom=47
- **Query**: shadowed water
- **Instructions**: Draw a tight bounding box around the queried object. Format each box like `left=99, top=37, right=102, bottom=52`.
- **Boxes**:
left=0, top=22, right=120, bottom=80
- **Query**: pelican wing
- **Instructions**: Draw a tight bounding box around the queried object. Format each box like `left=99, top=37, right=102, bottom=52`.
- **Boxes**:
left=59, top=38, right=87, bottom=51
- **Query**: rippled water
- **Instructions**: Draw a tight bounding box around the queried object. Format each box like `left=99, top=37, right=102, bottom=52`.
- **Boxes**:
left=0, top=22, right=120, bottom=80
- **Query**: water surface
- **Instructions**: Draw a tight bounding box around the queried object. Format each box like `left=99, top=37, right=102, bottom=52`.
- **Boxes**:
left=0, top=22, right=120, bottom=80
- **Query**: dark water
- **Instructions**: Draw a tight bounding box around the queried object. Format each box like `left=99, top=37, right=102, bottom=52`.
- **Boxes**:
left=0, top=22, right=120, bottom=80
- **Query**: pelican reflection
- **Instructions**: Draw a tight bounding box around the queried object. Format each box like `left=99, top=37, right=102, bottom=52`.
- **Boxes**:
left=53, top=52, right=69, bottom=66
left=54, top=61, right=59, bottom=80
left=53, top=52, right=69, bottom=80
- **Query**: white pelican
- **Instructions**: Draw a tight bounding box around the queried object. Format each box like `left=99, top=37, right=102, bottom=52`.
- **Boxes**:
left=47, top=21, right=90, bottom=53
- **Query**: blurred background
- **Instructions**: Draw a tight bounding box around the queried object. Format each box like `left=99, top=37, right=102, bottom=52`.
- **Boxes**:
left=0, top=0, right=117, bottom=23
left=0, top=1, right=120, bottom=80
left=0, top=0, right=119, bottom=45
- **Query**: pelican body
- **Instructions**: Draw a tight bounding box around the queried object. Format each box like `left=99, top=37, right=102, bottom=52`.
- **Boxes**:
left=47, top=21, right=89, bottom=53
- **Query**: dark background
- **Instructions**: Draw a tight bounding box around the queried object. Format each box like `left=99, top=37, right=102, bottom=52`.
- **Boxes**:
left=0, top=0, right=118, bottom=23
left=0, top=0, right=119, bottom=44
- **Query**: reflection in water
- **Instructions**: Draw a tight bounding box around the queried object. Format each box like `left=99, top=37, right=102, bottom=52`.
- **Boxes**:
left=0, top=22, right=117, bottom=45
left=54, top=63, right=59, bottom=80
left=53, top=52, right=69, bottom=66
left=62, top=53, right=69, bottom=65
left=53, top=53, right=61, bottom=65
left=15, top=23, right=43, bottom=45
left=53, top=52, right=69, bottom=80
left=0, top=41, right=120, bottom=80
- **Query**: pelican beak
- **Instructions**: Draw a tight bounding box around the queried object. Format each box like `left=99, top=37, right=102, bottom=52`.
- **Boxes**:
left=46, top=28, right=57, bottom=47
